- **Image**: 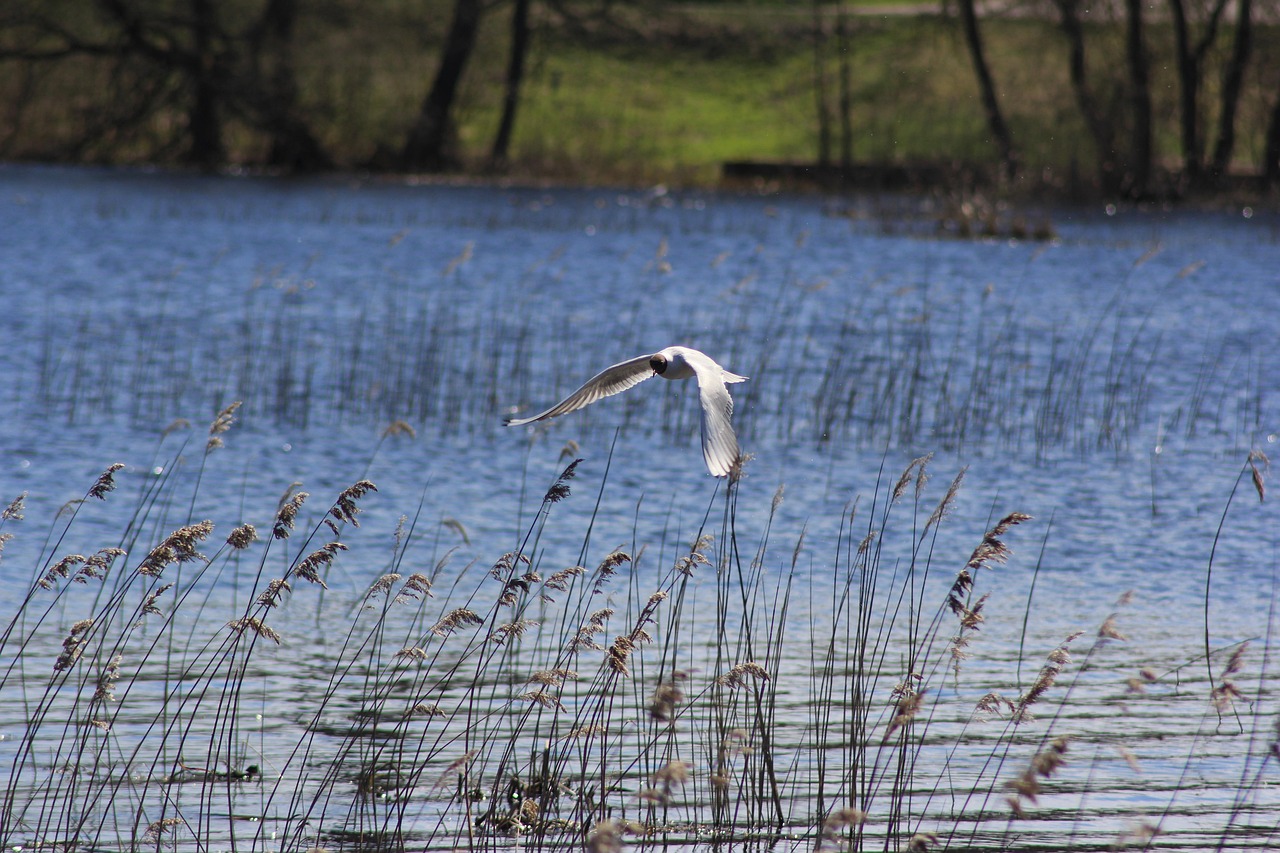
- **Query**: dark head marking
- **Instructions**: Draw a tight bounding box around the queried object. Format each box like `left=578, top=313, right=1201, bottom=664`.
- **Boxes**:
left=650, top=353, right=668, bottom=375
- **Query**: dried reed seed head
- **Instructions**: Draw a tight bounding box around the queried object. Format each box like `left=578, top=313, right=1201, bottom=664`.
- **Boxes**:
left=273, top=491, right=309, bottom=539
left=596, top=549, right=631, bottom=575
left=441, top=516, right=469, bottom=544
left=907, top=831, right=940, bottom=852
left=330, top=480, right=377, bottom=527
left=396, top=646, right=428, bottom=660
left=227, top=616, right=281, bottom=644
left=857, top=530, right=877, bottom=555
left=292, top=541, right=346, bottom=587
left=883, top=689, right=926, bottom=743
left=276, top=481, right=303, bottom=509
left=528, top=668, right=578, bottom=686
left=926, top=467, right=967, bottom=528
left=1212, top=680, right=1246, bottom=711
left=975, top=691, right=1014, bottom=717
left=606, top=638, right=634, bottom=676
left=139, top=520, right=214, bottom=576
left=649, top=682, right=685, bottom=721
left=990, top=511, right=1033, bottom=537
left=771, top=483, right=785, bottom=513
left=141, top=582, right=174, bottom=615
left=74, top=548, right=117, bottom=573
left=1223, top=642, right=1249, bottom=676
left=3, top=491, right=26, bottom=520
left=544, top=458, right=581, bottom=504
left=559, top=439, right=580, bottom=461
left=162, top=418, right=190, bottom=436
left=959, top=593, right=989, bottom=630
left=1098, top=616, right=1127, bottom=641
left=408, top=702, right=446, bottom=718
left=893, top=454, right=932, bottom=502
left=53, top=618, right=95, bottom=671
left=227, top=524, right=258, bottom=549
left=208, top=401, right=241, bottom=436
left=40, top=554, right=85, bottom=589
left=946, top=569, right=974, bottom=614
left=1249, top=450, right=1268, bottom=502
left=652, top=760, right=690, bottom=788
left=1028, top=736, right=1070, bottom=780
left=93, top=653, right=124, bottom=703
left=562, top=723, right=607, bottom=739
left=257, top=578, right=291, bottom=607
left=394, top=573, right=433, bottom=603
left=586, top=819, right=624, bottom=853
left=430, top=607, right=484, bottom=637
left=545, top=564, right=585, bottom=591
left=143, top=817, right=186, bottom=842
left=519, top=689, right=567, bottom=712
left=382, top=420, right=416, bottom=439
left=822, top=806, right=867, bottom=832
left=1006, top=795, right=1026, bottom=818
left=491, top=619, right=539, bottom=644
left=647, top=589, right=668, bottom=606
left=431, top=750, right=478, bottom=790
left=88, top=463, right=126, bottom=500
left=717, top=661, right=771, bottom=687
left=367, top=573, right=401, bottom=598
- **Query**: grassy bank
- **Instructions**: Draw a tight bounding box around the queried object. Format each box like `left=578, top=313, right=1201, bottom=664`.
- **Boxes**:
left=2, top=1, right=1277, bottom=194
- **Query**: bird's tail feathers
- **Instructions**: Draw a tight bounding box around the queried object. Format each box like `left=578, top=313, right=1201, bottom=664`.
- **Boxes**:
left=722, top=371, right=749, bottom=384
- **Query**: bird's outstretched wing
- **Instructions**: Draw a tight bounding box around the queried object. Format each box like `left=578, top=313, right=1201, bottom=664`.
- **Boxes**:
left=505, top=353, right=656, bottom=425
left=685, top=352, right=742, bottom=478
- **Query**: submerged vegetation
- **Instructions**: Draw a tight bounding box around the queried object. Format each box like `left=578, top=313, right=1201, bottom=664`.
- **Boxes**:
left=0, top=401, right=1273, bottom=851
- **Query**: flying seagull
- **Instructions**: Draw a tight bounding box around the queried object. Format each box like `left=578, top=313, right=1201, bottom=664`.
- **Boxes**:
left=505, top=346, right=747, bottom=477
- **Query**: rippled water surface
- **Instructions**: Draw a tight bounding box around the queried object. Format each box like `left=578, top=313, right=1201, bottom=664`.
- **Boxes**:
left=1, top=165, right=1278, bottom=851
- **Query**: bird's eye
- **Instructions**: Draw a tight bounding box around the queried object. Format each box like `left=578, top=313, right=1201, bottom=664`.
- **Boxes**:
left=650, top=354, right=667, bottom=374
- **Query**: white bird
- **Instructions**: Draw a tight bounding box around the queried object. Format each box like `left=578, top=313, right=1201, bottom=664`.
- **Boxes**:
left=505, top=346, right=747, bottom=477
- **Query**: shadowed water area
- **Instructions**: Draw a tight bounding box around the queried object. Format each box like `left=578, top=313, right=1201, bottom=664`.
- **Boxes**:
left=0, top=165, right=1278, bottom=851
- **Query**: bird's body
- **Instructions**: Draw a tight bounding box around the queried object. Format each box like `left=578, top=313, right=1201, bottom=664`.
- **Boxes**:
left=505, top=346, right=747, bottom=477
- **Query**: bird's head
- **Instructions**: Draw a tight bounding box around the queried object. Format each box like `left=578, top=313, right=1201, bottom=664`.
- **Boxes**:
left=649, top=353, right=668, bottom=375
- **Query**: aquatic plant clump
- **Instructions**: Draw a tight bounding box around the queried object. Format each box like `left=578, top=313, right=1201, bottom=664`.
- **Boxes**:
left=0, top=420, right=1273, bottom=853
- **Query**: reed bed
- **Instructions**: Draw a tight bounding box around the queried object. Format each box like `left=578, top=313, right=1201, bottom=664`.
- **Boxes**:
left=0, top=405, right=1273, bottom=852
left=20, top=237, right=1271, bottom=464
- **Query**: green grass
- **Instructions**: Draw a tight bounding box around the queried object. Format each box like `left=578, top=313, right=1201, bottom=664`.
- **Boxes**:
left=2, top=1, right=1277, bottom=189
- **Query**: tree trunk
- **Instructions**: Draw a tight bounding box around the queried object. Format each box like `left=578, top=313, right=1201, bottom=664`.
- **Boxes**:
left=1265, top=94, right=1280, bottom=189
left=812, top=0, right=831, bottom=168
left=489, top=0, right=531, bottom=171
left=1053, top=0, right=1117, bottom=191
left=956, top=0, right=1017, bottom=180
left=188, top=0, right=224, bottom=170
left=249, top=0, right=331, bottom=171
left=1210, top=0, right=1252, bottom=180
left=836, top=1, right=852, bottom=170
left=1168, top=0, right=1201, bottom=184
left=403, top=0, right=483, bottom=172
left=1122, top=0, right=1153, bottom=196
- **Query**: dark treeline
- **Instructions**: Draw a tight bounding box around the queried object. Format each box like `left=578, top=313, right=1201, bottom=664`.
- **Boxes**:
left=1, top=0, right=1278, bottom=198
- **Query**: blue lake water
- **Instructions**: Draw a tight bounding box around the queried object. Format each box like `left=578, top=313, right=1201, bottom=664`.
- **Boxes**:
left=0, top=165, right=1277, bottom=851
